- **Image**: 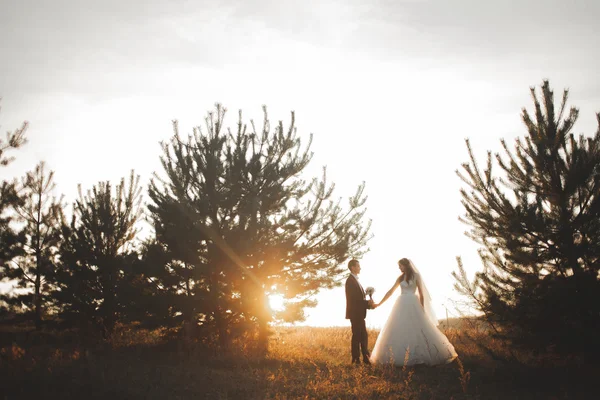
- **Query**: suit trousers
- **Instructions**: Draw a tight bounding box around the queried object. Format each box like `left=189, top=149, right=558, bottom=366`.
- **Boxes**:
left=350, top=318, right=370, bottom=362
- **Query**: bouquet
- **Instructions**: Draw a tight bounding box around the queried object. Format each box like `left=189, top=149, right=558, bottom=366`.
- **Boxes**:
left=365, top=286, right=375, bottom=300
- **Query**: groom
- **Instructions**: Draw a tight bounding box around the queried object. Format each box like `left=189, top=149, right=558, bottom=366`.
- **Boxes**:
left=345, top=259, right=374, bottom=365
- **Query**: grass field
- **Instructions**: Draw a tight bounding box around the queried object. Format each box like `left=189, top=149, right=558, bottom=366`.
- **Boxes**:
left=1, top=319, right=599, bottom=399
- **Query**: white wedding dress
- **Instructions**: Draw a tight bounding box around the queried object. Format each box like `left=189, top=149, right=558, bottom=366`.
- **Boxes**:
left=371, top=276, right=458, bottom=366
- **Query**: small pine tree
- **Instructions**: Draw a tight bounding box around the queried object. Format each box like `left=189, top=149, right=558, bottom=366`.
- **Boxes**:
left=2, top=162, right=63, bottom=329
left=455, top=80, right=600, bottom=357
left=53, top=171, right=143, bottom=337
left=0, top=103, right=28, bottom=317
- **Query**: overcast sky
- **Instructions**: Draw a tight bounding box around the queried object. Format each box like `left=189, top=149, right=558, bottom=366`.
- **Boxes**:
left=1, top=0, right=599, bottom=327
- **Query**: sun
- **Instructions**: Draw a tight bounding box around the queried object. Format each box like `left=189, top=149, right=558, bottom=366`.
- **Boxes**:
left=268, top=293, right=286, bottom=312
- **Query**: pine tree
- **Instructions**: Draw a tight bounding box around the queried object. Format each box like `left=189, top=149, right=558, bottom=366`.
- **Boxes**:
left=0, top=103, right=28, bottom=316
left=454, top=80, right=600, bottom=356
left=147, top=104, right=371, bottom=351
left=1, top=162, right=63, bottom=329
left=53, top=171, right=143, bottom=337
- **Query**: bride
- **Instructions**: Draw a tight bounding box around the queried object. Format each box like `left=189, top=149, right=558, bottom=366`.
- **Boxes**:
left=371, top=258, right=457, bottom=366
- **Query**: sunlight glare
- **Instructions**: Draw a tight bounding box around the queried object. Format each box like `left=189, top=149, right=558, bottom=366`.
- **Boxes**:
left=268, top=294, right=285, bottom=312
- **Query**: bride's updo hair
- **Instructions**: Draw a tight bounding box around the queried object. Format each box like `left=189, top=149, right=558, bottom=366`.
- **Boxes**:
left=398, top=258, right=415, bottom=282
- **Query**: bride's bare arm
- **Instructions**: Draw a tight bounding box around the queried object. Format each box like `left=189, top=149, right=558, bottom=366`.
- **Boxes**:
left=416, top=274, right=425, bottom=308
left=376, top=279, right=400, bottom=307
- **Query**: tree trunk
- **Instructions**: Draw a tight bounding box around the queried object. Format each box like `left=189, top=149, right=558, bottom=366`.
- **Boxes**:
left=257, top=317, right=270, bottom=356
left=101, top=264, right=117, bottom=338
left=34, top=250, right=42, bottom=331
left=34, top=276, right=41, bottom=331
left=256, top=293, right=271, bottom=355
left=215, top=308, right=230, bottom=348
left=34, top=203, right=43, bottom=331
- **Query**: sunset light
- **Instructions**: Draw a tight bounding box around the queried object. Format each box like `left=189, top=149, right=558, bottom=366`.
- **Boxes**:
left=268, top=293, right=286, bottom=312
left=1, top=1, right=598, bottom=398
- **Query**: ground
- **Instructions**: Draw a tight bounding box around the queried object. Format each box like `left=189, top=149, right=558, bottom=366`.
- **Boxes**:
left=1, top=319, right=599, bottom=399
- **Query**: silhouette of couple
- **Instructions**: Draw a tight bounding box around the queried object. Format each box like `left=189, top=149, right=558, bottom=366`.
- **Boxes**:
left=345, top=258, right=457, bottom=366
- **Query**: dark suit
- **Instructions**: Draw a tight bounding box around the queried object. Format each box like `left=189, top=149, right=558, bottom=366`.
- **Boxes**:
left=345, top=274, right=371, bottom=363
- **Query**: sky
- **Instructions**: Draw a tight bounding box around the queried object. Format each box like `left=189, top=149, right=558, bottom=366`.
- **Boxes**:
left=1, top=0, right=599, bottom=328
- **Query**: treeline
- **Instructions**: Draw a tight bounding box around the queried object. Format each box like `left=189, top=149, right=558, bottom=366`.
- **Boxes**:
left=3, top=80, right=600, bottom=361
left=0, top=104, right=371, bottom=351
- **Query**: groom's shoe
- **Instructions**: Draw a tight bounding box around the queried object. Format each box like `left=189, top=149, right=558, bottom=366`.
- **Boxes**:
left=363, top=355, right=372, bottom=365
left=351, top=359, right=361, bottom=365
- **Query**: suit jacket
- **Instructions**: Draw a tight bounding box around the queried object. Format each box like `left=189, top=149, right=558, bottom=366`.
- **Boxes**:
left=345, top=274, right=370, bottom=320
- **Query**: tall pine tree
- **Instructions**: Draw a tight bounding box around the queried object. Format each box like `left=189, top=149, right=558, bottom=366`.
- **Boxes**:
left=2, top=162, right=63, bottom=329
left=147, top=104, right=371, bottom=351
left=454, top=80, right=600, bottom=357
left=53, top=171, right=143, bottom=337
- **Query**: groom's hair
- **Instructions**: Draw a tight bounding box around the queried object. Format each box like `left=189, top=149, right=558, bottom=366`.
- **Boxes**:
left=348, top=259, right=359, bottom=270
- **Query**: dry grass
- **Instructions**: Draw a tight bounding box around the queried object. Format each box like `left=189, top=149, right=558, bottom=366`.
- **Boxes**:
left=1, top=319, right=599, bottom=399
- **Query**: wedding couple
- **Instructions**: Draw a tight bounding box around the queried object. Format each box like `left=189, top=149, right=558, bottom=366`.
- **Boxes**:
left=345, top=258, right=457, bottom=366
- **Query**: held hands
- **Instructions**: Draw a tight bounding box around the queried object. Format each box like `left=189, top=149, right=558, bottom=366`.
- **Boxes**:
left=367, top=299, right=380, bottom=309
